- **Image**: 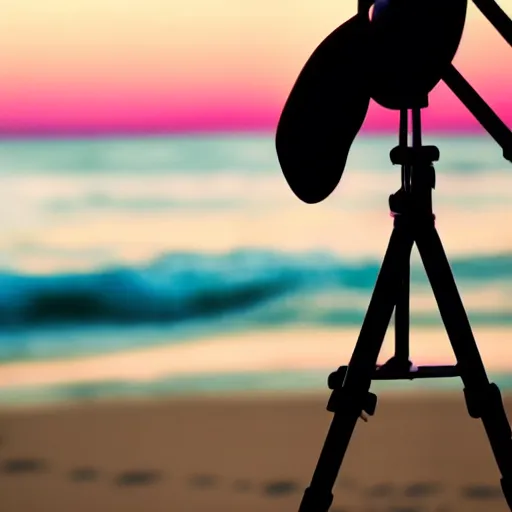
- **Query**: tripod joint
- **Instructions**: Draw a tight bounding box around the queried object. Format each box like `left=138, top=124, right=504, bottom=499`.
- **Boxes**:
left=390, top=145, right=438, bottom=192
left=463, top=382, right=511, bottom=423
left=390, top=145, right=439, bottom=167
left=326, top=366, right=378, bottom=417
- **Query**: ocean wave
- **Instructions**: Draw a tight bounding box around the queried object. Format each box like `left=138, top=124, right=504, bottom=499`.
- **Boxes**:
left=0, top=249, right=510, bottom=330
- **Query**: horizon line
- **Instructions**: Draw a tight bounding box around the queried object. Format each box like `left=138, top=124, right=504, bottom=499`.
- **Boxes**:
left=0, top=126, right=492, bottom=142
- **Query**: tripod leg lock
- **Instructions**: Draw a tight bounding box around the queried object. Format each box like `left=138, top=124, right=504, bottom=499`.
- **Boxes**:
left=327, top=386, right=378, bottom=416
left=327, top=367, right=378, bottom=415
left=298, top=487, right=333, bottom=512
left=327, top=367, right=377, bottom=415
left=463, top=383, right=509, bottom=425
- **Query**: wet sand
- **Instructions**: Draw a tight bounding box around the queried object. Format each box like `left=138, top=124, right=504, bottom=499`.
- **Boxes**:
left=0, top=391, right=511, bottom=512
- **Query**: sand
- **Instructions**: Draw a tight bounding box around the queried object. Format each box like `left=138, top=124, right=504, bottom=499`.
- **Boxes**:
left=1, top=391, right=511, bottom=512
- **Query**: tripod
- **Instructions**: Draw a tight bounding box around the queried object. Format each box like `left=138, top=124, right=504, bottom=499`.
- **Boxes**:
left=298, top=106, right=512, bottom=512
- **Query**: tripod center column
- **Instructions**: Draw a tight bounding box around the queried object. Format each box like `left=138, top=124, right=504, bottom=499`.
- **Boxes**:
left=410, top=107, right=438, bottom=221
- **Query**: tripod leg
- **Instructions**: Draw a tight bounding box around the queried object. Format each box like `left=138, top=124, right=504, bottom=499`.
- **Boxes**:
left=298, top=225, right=414, bottom=512
left=395, top=256, right=411, bottom=361
left=415, top=225, right=512, bottom=510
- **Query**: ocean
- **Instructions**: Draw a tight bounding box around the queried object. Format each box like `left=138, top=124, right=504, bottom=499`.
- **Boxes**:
left=0, top=134, right=511, bottom=406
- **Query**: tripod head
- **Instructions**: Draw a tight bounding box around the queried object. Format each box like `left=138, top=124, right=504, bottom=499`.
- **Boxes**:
left=275, top=0, right=512, bottom=204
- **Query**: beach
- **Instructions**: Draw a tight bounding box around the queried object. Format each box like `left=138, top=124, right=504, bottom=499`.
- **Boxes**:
left=0, top=135, right=511, bottom=511
left=1, top=391, right=511, bottom=512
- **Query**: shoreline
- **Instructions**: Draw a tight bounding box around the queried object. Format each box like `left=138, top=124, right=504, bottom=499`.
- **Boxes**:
left=0, top=326, right=511, bottom=390
left=1, top=385, right=509, bottom=406
left=1, top=376, right=512, bottom=412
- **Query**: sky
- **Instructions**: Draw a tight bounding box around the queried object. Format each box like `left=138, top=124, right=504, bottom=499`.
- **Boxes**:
left=0, top=0, right=511, bottom=136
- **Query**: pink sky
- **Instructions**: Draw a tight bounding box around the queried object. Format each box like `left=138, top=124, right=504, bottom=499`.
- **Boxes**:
left=1, top=0, right=511, bottom=136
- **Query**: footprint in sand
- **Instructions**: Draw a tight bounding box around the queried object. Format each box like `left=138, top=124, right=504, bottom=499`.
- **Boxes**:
left=461, top=484, right=503, bottom=500
left=386, top=507, right=424, bottom=512
left=262, top=480, right=300, bottom=497
left=233, top=479, right=252, bottom=492
left=365, top=482, right=395, bottom=498
left=188, top=473, right=218, bottom=488
left=69, top=467, right=99, bottom=482
left=115, top=470, right=161, bottom=487
left=2, top=458, right=46, bottom=474
left=404, top=481, right=444, bottom=498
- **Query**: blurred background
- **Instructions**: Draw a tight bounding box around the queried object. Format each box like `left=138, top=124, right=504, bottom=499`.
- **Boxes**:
left=1, top=2, right=512, bottom=511
left=0, top=0, right=511, bottom=404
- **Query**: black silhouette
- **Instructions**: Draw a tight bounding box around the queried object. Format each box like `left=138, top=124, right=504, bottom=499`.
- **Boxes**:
left=275, top=1, right=512, bottom=512
left=276, top=0, right=512, bottom=205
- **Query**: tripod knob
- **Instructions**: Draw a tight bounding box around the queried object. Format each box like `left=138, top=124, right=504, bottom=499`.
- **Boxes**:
left=326, top=367, right=378, bottom=416
left=327, top=366, right=347, bottom=389
left=390, top=145, right=440, bottom=166
left=389, top=188, right=409, bottom=215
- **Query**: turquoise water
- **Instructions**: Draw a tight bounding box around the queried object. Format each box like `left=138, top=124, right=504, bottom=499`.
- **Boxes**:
left=0, top=134, right=511, bottom=404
